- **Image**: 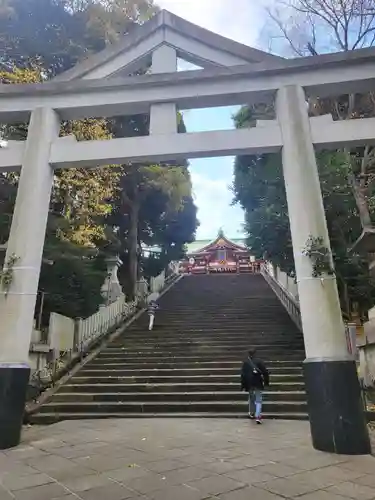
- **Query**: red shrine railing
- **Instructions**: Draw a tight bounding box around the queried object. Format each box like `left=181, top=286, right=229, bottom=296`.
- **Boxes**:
left=180, top=259, right=263, bottom=275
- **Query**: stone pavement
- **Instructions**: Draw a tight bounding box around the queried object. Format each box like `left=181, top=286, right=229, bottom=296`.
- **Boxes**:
left=1, top=419, right=375, bottom=500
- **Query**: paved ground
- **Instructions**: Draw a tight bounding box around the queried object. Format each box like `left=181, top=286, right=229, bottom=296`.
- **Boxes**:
left=1, top=419, right=375, bottom=500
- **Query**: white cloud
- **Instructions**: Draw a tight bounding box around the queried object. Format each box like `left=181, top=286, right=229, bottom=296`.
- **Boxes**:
left=156, top=0, right=265, bottom=47
left=191, top=171, right=244, bottom=239
left=154, top=0, right=265, bottom=239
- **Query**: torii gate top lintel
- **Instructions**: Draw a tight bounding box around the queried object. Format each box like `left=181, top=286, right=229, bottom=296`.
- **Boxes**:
left=53, top=9, right=283, bottom=83
left=0, top=45, right=374, bottom=124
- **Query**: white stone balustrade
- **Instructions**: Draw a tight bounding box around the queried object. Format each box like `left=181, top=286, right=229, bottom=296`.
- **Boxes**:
left=359, top=308, right=375, bottom=388
left=31, top=270, right=178, bottom=378
left=101, top=256, right=124, bottom=304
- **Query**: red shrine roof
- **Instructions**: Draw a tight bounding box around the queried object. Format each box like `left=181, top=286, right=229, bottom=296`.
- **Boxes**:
left=187, top=233, right=248, bottom=256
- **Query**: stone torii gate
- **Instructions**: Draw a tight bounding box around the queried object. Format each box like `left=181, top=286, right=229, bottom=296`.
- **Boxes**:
left=0, top=10, right=373, bottom=453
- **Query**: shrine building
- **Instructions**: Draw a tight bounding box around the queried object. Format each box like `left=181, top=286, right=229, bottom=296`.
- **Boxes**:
left=180, top=231, right=261, bottom=274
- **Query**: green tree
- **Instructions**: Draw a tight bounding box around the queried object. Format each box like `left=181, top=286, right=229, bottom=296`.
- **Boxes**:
left=0, top=0, right=158, bottom=318
left=155, top=195, right=198, bottom=265
left=39, top=236, right=107, bottom=321
left=0, top=67, right=120, bottom=250
left=0, top=0, right=157, bottom=75
left=139, top=193, right=198, bottom=279
left=233, top=106, right=375, bottom=316
left=0, top=66, right=113, bottom=322
left=108, top=111, right=197, bottom=297
left=233, top=0, right=375, bottom=317
left=263, top=0, right=375, bottom=237
left=0, top=0, right=87, bottom=75
left=53, top=119, right=120, bottom=248
left=0, top=0, right=198, bottom=315
left=113, top=164, right=192, bottom=297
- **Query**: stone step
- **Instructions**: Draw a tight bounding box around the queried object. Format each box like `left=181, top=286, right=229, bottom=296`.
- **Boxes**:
left=70, top=373, right=303, bottom=384
left=147, top=304, right=291, bottom=310
left=94, top=354, right=305, bottom=362
left=158, top=303, right=289, bottom=306
left=136, top=312, right=297, bottom=317
left=109, top=339, right=304, bottom=347
left=121, top=324, right=301, bottom=329
left=83, top=365, right=303, bottom=374
left=95, top=354, right=305, bottom=362
left=132, top=307, right=296, bottom=313
left=100, top=348, right=304, bottom=356
left=112, top=338, right=302, bottom=346
left=102, top=350, right=305, bottom=361
left=79, top=367, right=303, bottom=377
left=87, top=360, right=303, bottom=369
left=58, top=381, right=305, bottom=393
left=94, top=348, right=301, bottom=357
left=124, top=331, right=300, bottom=338
left=147, top=304, right=293, bottom=308
left=29, top=412, right=309, bottom=424
left=36, top=400, right=308, bottom=414
left=146, top=316, right=296, bottom=321
left=137, top=312, right=296, bottom=317
left=113, top=331, right=302, bottom=338
left=148, top=312, right=295, bottom=316
left=150, top=306, right=294, bottom=310
left=112, top=340, right=302, bottom=347
left=102, top=350, right=303, bottom=357
left=29, top=273, right=306, bottom=422
left=93, top=350, right=305, bottom=366
left=51, top=391, right=306, bottom=403
left=128, top=323, right=299, bottom=330
left=145, top=322, right=296, bottom=326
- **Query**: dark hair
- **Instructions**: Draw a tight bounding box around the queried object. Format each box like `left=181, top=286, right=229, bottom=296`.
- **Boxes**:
left=248, top=348, right=256, bottom=358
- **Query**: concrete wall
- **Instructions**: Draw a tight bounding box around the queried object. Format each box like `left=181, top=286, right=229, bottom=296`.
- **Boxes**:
left=28, top=351, right=49, bottom=374
left=272, top=266, right=299, bottom=302
left=49, top=312, right=76, bottom=353
left=358, top=307, right=375, bottom=388
left=359, top=345, right=375, bottom=388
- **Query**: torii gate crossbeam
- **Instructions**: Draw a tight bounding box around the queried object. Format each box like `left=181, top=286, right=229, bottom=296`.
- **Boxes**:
left=2, top=115, right=375, bottom=172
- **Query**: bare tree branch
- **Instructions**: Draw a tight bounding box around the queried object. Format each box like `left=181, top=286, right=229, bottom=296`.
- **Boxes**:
left=262, top=0, right=375, bottom=233
left=265, top=0, right=375, bottom=54
left=265, top=6, right=306, bottom=55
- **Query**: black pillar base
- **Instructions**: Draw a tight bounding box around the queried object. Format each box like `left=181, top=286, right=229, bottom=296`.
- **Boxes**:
left=303, top=359, right=371, bottom=455
left=0, top=363, right=30, bottom=450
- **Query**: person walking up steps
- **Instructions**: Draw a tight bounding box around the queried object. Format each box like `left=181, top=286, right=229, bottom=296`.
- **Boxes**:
left=147, top=299, right=159, bottom=331
left=241, top=348, right=269, bottom=424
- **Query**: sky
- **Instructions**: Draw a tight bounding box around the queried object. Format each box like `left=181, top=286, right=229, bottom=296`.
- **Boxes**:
left=156, top=0, right=267, bottom=240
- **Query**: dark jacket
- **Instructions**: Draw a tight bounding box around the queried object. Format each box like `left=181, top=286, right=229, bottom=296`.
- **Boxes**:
left=241, top=356, right=269, bottom=391
left=147, top=301, right=159, bottom=315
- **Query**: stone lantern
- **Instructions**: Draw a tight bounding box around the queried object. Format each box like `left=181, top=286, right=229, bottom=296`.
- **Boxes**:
left=101, top=255, right=124, bottom=304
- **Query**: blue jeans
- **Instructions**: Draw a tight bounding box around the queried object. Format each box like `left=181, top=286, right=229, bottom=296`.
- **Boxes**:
left=248, top=389, right=263, bottom=418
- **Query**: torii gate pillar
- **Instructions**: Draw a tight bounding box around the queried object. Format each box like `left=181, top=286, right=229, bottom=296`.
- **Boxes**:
left=0, top=107, right=60, bottom=449
left=277, top=85, right=370, bottom=454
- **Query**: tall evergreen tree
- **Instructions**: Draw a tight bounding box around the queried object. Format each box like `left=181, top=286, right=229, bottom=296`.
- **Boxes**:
left=0, top=0, right=198, bottom=317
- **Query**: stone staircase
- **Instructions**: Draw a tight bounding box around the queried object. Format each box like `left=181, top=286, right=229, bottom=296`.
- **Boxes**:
left=30, top=274, right=307, bottom=423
